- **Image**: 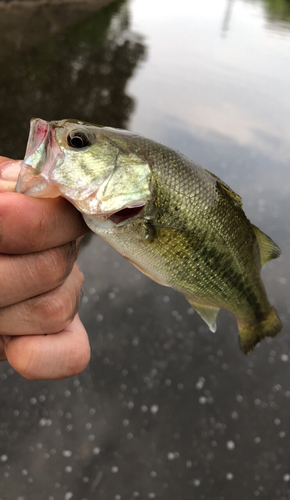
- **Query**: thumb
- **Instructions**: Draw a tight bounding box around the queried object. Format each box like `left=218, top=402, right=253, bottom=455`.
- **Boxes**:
left=0, top=158, right=21, bottom=192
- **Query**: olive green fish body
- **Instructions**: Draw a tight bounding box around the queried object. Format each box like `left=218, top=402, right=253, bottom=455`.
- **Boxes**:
left=17, top=119, right=282, bottom=353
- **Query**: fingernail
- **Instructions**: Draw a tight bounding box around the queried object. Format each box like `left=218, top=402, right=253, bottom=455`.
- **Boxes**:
left=0, top=180, right=17, bottom=193
left=1, top=161, right=21, bottom=180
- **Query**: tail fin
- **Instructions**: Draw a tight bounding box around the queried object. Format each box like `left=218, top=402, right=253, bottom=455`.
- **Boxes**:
left=238, top=307, right=282, bottom=355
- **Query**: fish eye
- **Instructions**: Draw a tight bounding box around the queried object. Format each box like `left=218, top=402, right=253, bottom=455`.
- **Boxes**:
left=67, top=130, right=90, bottom=149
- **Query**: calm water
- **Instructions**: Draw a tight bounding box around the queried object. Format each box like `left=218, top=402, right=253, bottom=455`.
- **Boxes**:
left=0, top=0, right=290, bottom=499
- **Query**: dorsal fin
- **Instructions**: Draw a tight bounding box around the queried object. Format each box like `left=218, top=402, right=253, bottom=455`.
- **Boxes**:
left=251, top=224, right=281, bottom=267
left=205, top=169, right=243, bottom=208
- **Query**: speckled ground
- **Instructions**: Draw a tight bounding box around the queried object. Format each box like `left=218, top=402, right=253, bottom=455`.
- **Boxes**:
left=0, top=0, right=290, bottom=499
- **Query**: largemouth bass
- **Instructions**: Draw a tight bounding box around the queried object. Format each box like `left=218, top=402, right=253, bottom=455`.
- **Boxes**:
left=16, top=118, right=282, bottom=354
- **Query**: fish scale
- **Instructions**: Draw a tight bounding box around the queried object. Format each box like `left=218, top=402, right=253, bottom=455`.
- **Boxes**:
left=16, top=118, right=282, bottom=354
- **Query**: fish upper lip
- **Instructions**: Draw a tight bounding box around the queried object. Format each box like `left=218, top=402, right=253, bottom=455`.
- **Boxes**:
left=23, top=119, right=55, bottom=176
left=16, top=118, right=65, bottom=197
left=25, top=118, right=49, bottom=161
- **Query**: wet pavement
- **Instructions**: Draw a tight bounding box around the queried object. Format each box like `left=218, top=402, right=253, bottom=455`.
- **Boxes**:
left=0, top=0, right=290, bottom=499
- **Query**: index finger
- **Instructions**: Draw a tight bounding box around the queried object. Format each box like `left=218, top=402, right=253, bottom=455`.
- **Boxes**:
left=0, top=193, right=89, bottom=254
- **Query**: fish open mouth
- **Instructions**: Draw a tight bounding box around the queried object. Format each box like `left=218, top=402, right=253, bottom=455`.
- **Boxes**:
left=108, top=205, right=145, bottom=225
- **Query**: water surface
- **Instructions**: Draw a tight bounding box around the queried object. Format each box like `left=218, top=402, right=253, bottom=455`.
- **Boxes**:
left=0, top=1, right=290, bottom=499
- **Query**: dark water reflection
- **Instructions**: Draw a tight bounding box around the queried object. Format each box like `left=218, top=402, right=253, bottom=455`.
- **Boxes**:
left=1, top=0, right=290, bottom=499
left=257, top=0, right=290, bottom=23
left=0, top=0, right=145, bottom=157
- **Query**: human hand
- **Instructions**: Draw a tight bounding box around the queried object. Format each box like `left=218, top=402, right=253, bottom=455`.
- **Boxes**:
left=0, top=156, right=91, bottom=380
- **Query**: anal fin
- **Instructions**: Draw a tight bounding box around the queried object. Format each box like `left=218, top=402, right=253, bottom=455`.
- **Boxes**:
left=186, top=298, right=220, bottom=333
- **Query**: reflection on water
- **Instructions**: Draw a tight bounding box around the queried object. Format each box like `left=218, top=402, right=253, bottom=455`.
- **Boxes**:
left=221, top=0, right=235, bottom=35
left=0, top=0, right=145, bottom=158
left=223, top=0, right=290, bottom=36
left=256, top=0, right=290, bottom=22
left=0, top=0, right=290, bottom=499
left=230, top=0, right=290, bottom=20
left=0, top=0, right=118, bottom=65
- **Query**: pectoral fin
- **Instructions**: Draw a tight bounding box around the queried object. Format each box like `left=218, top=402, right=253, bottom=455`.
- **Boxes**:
left=186, top=298, right=220, bottom=332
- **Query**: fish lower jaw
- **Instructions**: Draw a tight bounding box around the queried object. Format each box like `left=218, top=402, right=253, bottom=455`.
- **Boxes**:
left=16, top=169, right=61, bottom=198
left=84, top=215, right=115, bottom=232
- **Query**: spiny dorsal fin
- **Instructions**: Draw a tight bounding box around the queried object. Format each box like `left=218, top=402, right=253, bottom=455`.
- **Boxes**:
left=186, top=298, right=220, bottom=332
left=205, top=170, right=243, bottom=208
left=252, top=224, right=281, bottom=267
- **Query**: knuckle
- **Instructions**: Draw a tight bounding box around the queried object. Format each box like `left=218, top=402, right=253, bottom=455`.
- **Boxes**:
left=0, top=337, right=7, bottom=361
left=64, top=239, right=78, bottom=261
left=35, top=208, right=50, bottom=249
left=37, top=242, right=77, bottom=286
left=23, top=267, right=83, bottom=334
left=37, top=292, right=77, bottom=333
left=36, top=250, right=66, bottom=286
left=73, top=264, right=84, bottom=287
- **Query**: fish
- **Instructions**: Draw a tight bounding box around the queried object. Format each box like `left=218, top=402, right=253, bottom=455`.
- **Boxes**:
left=16, top=118, right=282, bottom=354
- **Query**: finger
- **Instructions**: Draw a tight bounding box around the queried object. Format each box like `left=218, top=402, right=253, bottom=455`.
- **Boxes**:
left=4, top=314, right=91, bottom=380
left=0, top=337, right=6, bottom=362
left=0, top=264, right=83, bottom=335
left=0, top=158, right=21, bottom=193
left=0, top=159, right=21, bottom=193
left=0, top=193, right=89, bottom=254
left=0, top=158, right=21, bottom=180
left=0, top=240, right=80, bottom=308
left=0, top=180, right=18, bottom=193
